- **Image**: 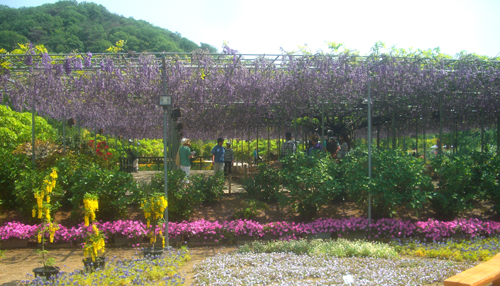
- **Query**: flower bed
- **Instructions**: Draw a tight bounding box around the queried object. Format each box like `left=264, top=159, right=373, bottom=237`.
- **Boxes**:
left=0, top=222, right=37, bottom=240
left=2, top=218, right=500, bottom=246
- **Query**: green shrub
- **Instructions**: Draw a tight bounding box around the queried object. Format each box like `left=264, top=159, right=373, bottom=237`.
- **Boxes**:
left=0, top=148, right=30, bottom=210
left=68, top=164, right=137, bottom=220
left=343, top=148, right=433, bottom=218
left=430, top=153, right=480, bottom=218
left=150, top=170, right=204, bottom=221
left=281, top=152, right=339, bottom=219
left=255, top=164, right=283, bottom=203
left=478, top=154, right=500, bottom=214
left=241, top=164, right=283, bottom=203
left=0, top=105, right=57, bottom=151
left=189, top=172, right=225, bottom=205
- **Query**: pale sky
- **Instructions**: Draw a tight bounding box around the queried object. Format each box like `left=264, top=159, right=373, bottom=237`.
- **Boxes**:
left=2, top=0, right=500, bottom=57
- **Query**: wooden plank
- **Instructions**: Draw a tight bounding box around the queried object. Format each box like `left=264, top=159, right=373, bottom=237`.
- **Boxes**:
left=444, top=255, right=500, bottom=286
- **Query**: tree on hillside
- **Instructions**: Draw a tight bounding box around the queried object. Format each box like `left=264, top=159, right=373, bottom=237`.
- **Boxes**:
left=0, top=1, right=217, bottom=53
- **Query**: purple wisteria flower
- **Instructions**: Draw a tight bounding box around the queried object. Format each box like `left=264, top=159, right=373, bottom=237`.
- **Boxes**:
left=83, top=52, right=92, bottom=67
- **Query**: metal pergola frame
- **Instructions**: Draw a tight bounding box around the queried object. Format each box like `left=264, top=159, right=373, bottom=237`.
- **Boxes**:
left=2, top=51, right=499, bottom=233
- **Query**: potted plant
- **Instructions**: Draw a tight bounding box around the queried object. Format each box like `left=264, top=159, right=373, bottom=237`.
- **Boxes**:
left=141, top=193, right=168, bottom=257
left=32, top=168, right=61, bottom=280
left=82, top=193, right=106, bottom=272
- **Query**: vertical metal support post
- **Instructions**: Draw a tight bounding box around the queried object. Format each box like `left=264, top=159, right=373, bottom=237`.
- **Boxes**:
left=321, top=102, right=325, bottom=145
left=31, top=93, right=36, bottom=170
left=423, top=115, right=427, bottom=164
left=267, top=124, right=270, bottom=164
left=415, top=118, right=419, bottom=156
left=63, top=114, right=66, bottom=155
left=367, top=78, right=372, bottom=226
left=481, top=109, right=484, bottom=153
left=386, top=125, right=390, bottom=149
left=77, top=116, right=81, bottom=150
left=392, top=110, right=396, bottom=150
left=403, top=120, right=406, bottom=152
left=94, top=124, right=97, bottom=154
left=303, top=127, right=306, bottom=151
left=163, top=109, right=169, bottom=248
left=497, top=115, right=500, bottom=155
left=256, top=124, right=259, bottom=164
left=377, top=123, right=380, bottom=148
left=171, top=116, right=176, bottom=171
left=279, top=120, right=283, bottom=158
left=439, top=95, right=443, bottom=154
left=294, top=111, right=298, bottom=146
left=247, top=128, right=250, bottom=168
left=161, top=54, right=169, bottom=248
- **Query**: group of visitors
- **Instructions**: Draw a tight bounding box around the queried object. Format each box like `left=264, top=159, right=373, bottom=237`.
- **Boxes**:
left=176, top=131, right=348, bottom=184
left=211, top=137, right=234, bottom=176
left=177, top=137, right=235, bottom=184
left=281, top=130, right=349, bottom=160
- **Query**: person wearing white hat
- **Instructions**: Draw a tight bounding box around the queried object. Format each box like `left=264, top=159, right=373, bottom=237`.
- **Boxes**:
left=179, top=139, right=194, bottom=184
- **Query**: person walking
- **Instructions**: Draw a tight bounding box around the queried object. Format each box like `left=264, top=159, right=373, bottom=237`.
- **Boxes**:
left=127, top=148, right=138, bottom=173
left=280, top=132, right=297, bottom=158
left=179, top=139, right=194, bottom=184
left=325, top=130, right=339, bottom=159
left=309, top=134, right=324, bottom=157
left=224, top=141, right=235, bottom=177
left=253, top=147, right=262, bottom=164
left=211, top=137, right=225, bottom=175
left=337, top=132, right=350, bottom=161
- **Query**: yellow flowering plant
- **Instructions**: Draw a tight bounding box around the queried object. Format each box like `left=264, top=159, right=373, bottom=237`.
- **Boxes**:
left=141, top=193, right=168, bottom=249
left=33, top=168, right=60, bottom=267
left=82, top=193, right=106, bottom=263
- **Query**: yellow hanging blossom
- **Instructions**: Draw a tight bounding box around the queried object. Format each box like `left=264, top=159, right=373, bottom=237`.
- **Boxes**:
left=48, top=223, right=59, bottom=243
left=83, top=194, right=99, bottom=226
left=82, top=193, right=105, bottom=262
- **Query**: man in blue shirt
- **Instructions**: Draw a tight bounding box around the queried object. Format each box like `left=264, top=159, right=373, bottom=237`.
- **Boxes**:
left=211, top=137, right=225, bottom=175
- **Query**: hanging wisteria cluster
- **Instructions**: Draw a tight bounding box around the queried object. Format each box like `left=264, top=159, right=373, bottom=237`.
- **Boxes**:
left=1, top=46, right=499, bottom=140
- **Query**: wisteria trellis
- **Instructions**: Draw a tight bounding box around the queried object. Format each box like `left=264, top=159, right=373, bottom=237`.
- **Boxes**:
left=1, top=46, right=499, bottom=141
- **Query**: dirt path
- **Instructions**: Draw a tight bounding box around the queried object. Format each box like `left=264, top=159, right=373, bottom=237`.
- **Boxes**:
left=0, top=245, right=238, bottom=286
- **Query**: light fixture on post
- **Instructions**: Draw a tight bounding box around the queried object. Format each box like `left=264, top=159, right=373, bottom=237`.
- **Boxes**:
left=159, top=95, right=172, bottom=108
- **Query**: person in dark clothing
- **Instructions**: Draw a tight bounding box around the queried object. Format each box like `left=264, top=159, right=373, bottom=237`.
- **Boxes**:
left=325, top=130, right=340, bottom=159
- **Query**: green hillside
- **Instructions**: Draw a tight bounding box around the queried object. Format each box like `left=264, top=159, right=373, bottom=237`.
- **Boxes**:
left=0, top=0, right=217, bottom=53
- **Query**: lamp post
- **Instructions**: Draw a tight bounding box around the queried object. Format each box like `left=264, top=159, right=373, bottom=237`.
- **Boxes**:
left=366, top=78, right=372, bottom=226
left=159, top=94, right=171, bottom=249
